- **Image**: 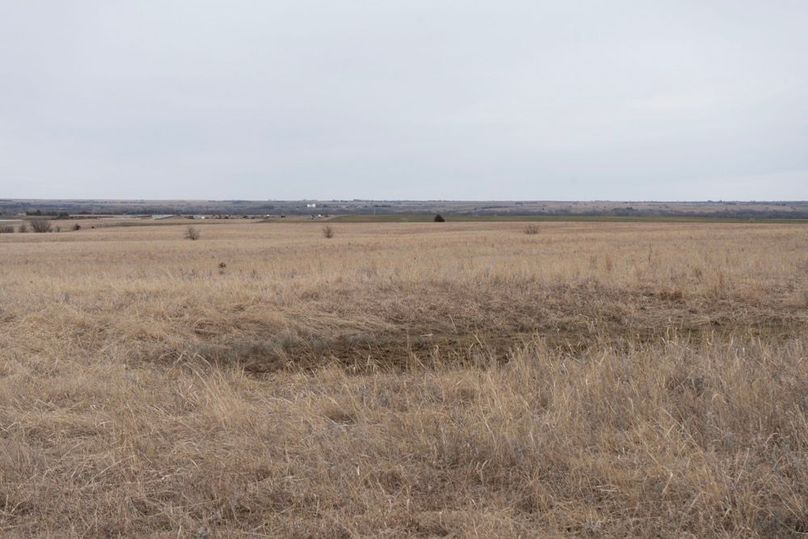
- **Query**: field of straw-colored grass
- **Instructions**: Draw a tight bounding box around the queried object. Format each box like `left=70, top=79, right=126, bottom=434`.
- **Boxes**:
left=1, top=220, right=806, bottom=537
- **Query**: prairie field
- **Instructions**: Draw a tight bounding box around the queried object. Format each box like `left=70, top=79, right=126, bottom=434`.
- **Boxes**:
left=0, top=220, right=806, bottom=537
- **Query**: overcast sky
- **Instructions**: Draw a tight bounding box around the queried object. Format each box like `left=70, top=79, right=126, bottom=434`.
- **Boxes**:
left=1, top=1, right=807, bottom=200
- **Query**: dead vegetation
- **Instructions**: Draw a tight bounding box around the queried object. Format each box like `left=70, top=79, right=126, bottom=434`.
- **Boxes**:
left=29, top=218, right=51, bottom=233
left=0, top=220, right=806, bottom=537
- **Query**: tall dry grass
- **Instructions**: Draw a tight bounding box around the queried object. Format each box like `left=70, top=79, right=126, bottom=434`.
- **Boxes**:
left=0, top=220, right=806, bottom=536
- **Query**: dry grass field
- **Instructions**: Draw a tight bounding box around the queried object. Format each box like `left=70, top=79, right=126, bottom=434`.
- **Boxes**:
left=1, top=220, right=806, bottom=537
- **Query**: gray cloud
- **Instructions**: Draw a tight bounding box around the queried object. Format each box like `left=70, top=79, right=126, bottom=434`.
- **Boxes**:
left=1, top=0, right=807, bottom=200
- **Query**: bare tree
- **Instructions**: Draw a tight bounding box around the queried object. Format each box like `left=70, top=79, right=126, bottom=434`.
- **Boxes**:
left=30, top=219, right=52, bottom=233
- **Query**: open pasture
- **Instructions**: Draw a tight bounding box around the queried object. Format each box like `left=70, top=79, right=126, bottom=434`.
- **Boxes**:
left=1, top=220, right=806, bottom=537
